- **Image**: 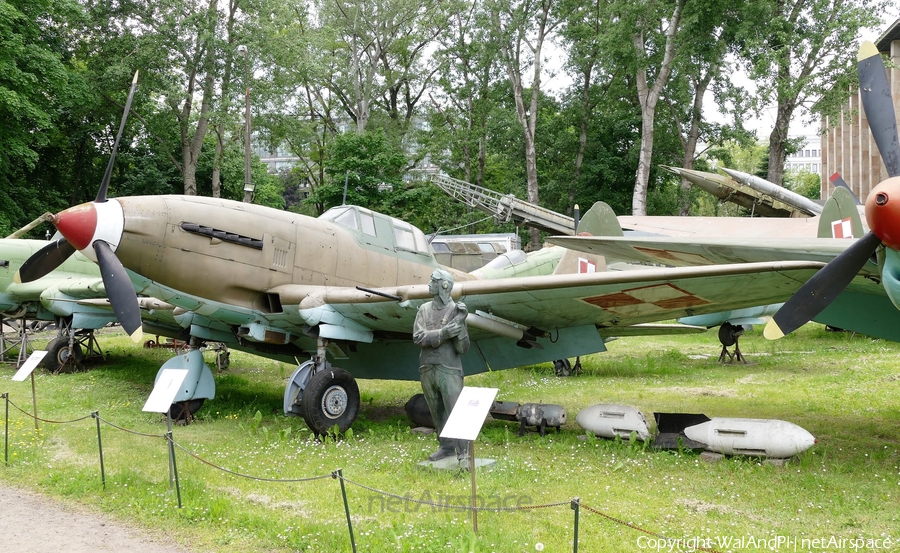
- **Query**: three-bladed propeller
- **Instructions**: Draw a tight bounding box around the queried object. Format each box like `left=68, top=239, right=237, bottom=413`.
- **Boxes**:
left=14, top=71, right=143, bottom=343
left=765, top=42, right=900, bottom=339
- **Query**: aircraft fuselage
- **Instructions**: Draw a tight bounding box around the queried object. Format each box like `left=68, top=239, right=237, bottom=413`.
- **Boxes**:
left=110, top=196, right=451, bottom=315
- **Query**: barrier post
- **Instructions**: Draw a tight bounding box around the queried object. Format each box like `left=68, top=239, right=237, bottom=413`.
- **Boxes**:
left=334, top=469, right=357, bottom=553
left=167, top=431, right=183, bottom=508
left=469, top=439, right=477, bottom=533
left=3, top=393, right=8, bottom=466
left=571, top=497, right=580, bottom=553
left=29, top=372, right=38, bottom=431
left=92, top=411, right=105, bottom=490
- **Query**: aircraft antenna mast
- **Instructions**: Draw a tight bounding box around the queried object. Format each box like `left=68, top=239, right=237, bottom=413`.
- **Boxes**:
left=239, top=45, right=254, bottom=203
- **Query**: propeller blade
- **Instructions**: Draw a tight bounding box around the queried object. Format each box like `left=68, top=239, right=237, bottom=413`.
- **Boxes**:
left=858, top=41, right=900, bottom=178
left=764, top=231, right=882, bottom=339
left=93, top=240, right=143, bottom=343
left=96, top=70, right=139, bottom=203
left=14, top=238, right=77, bottom=283
left=828, top=172, right=861, bottom=205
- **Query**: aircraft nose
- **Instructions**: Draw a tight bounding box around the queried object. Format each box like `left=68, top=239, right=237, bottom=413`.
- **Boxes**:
left=865, top=176, right=900, bottom=249
left=51, top=199, right=125, bottom=263
left=52, top=203, right=98, bottom=251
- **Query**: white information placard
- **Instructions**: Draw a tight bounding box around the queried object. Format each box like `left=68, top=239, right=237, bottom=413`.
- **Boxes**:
left=12, top=351, right=49, bottom=382
left=142, top=369, right=189, bottom=413
left=440, top=386, right=499, bottom=442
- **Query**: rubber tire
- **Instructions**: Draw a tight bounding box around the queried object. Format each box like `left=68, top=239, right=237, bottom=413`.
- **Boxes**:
left=554, top=358, right=572, bottom=377
left=301, top=367, right=360, bottom=436
left=718, top=322, right=741, bottom=347
left=216, top=350, right=230, bottom=371
left=41, top=336, right=83, bottom=374
left=168, top=398, right=206, bottom=423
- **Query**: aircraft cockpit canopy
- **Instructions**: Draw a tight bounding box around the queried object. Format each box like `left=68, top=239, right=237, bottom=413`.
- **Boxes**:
left=320, top=205, right=431, bottom=255
left=479, top=249, right=528, bottom=271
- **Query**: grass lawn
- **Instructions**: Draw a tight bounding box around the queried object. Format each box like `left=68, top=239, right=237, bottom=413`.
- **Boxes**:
left=1, top=323, right=898, bottom=552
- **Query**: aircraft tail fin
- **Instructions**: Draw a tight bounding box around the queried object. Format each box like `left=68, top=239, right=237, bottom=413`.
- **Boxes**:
left=575, top=201, right=624, bottom=237
left=552, top=201, right=619, bottom=276
left=552, top=248, right=607, bottom=275
left=817, top=186, right=865, bottom=239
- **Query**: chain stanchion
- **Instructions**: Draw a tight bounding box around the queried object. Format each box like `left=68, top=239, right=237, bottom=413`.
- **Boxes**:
left=92, top=411, right=105, bottom=490
left=571, top=497, right=580, bottom=553
left=333, top=469, right=357, bottom=553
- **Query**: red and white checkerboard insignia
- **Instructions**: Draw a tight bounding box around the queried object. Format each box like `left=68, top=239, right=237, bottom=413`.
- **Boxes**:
left=581, top=283, right=710, bottom=316
left=578, top=257, right=596, bottom=274
left=831, top=217, right=853, bottom=239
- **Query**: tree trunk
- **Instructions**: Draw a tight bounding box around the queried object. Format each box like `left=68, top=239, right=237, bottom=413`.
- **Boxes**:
left=175, top=0, right=218, bottom=196
left=767, top=102, right=794, bottom=186
left=491, top=0, right=555, bottom=250
left=210, top=0, right=239, bottom=199
left=677, top=70, right=715, bottom=215
left=630, top=0, right=684, bottom=216
left=572, top=66, right=591, bottom=215
left=632, top=111, right=656, bottom=216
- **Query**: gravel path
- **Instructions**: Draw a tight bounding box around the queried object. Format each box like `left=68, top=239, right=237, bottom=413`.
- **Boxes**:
left=0, top=483, right=192, bottom=553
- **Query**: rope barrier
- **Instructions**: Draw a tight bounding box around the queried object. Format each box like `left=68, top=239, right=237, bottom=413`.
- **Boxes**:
left=339, top=474, right=570, bottom=513
left=1, top=392, right=727, bottom=550
left=170, top=440, right=332, bottom=483
left=580, top=502, right=722, bottom=553
left=7, top=397, right=92, bottom=424
left=94, top=414, right=166, bottom=439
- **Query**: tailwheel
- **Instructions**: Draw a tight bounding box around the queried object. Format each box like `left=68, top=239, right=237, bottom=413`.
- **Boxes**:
left=168, top=398, right=205, bottom=423
left=301, top=367, right=360, bottom=436
left=40, top=336, right=83, bottom=374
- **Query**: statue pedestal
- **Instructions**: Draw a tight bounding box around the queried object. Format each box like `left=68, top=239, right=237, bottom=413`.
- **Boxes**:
left=417, top=457, right=496, bottom=471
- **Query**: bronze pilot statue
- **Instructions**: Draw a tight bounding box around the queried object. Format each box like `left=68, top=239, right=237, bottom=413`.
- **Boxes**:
left=413, top=269, right=470, bottom=462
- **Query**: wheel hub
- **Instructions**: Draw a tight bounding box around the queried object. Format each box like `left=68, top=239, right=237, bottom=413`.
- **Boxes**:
left=321, top=385, right=348, bottom=419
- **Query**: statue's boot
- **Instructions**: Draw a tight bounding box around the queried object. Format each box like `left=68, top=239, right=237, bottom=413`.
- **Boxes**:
left=428, top=438, right=457, bottom=461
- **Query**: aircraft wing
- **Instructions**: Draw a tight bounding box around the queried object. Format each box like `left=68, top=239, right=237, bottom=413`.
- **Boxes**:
left=273, top=261, right=823, bottom=375
left=616, top=215, right=825, bottom=238
left=546, top=234, right=900, bottom=342
left=547, top=235, right=876, bottom=274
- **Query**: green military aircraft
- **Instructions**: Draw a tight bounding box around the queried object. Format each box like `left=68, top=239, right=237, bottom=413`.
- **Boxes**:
left=33, top=50, right=898, bottom=432
left=1, top=238, right=115, bottom=371
left=0, top=238, right=196, bottom=372
left=16, top=191, right=826, bottom=434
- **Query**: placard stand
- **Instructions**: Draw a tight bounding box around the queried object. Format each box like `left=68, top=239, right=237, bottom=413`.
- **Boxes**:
left=11, top=351, right=49, bottom=430
left=142, top=368, right=189, bottom=508
left=438, top=386, right=498, bottom=533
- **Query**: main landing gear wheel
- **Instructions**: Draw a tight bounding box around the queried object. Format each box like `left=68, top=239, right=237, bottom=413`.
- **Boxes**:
left=717, top=322, right=747, bottom=364
left=301, top=367, right=360, bottom=436
left=40, top=336, right=83, bottom=374
left=553, top=356, right=583, bottom=377
left=168, top=398, right=205, bottom=423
